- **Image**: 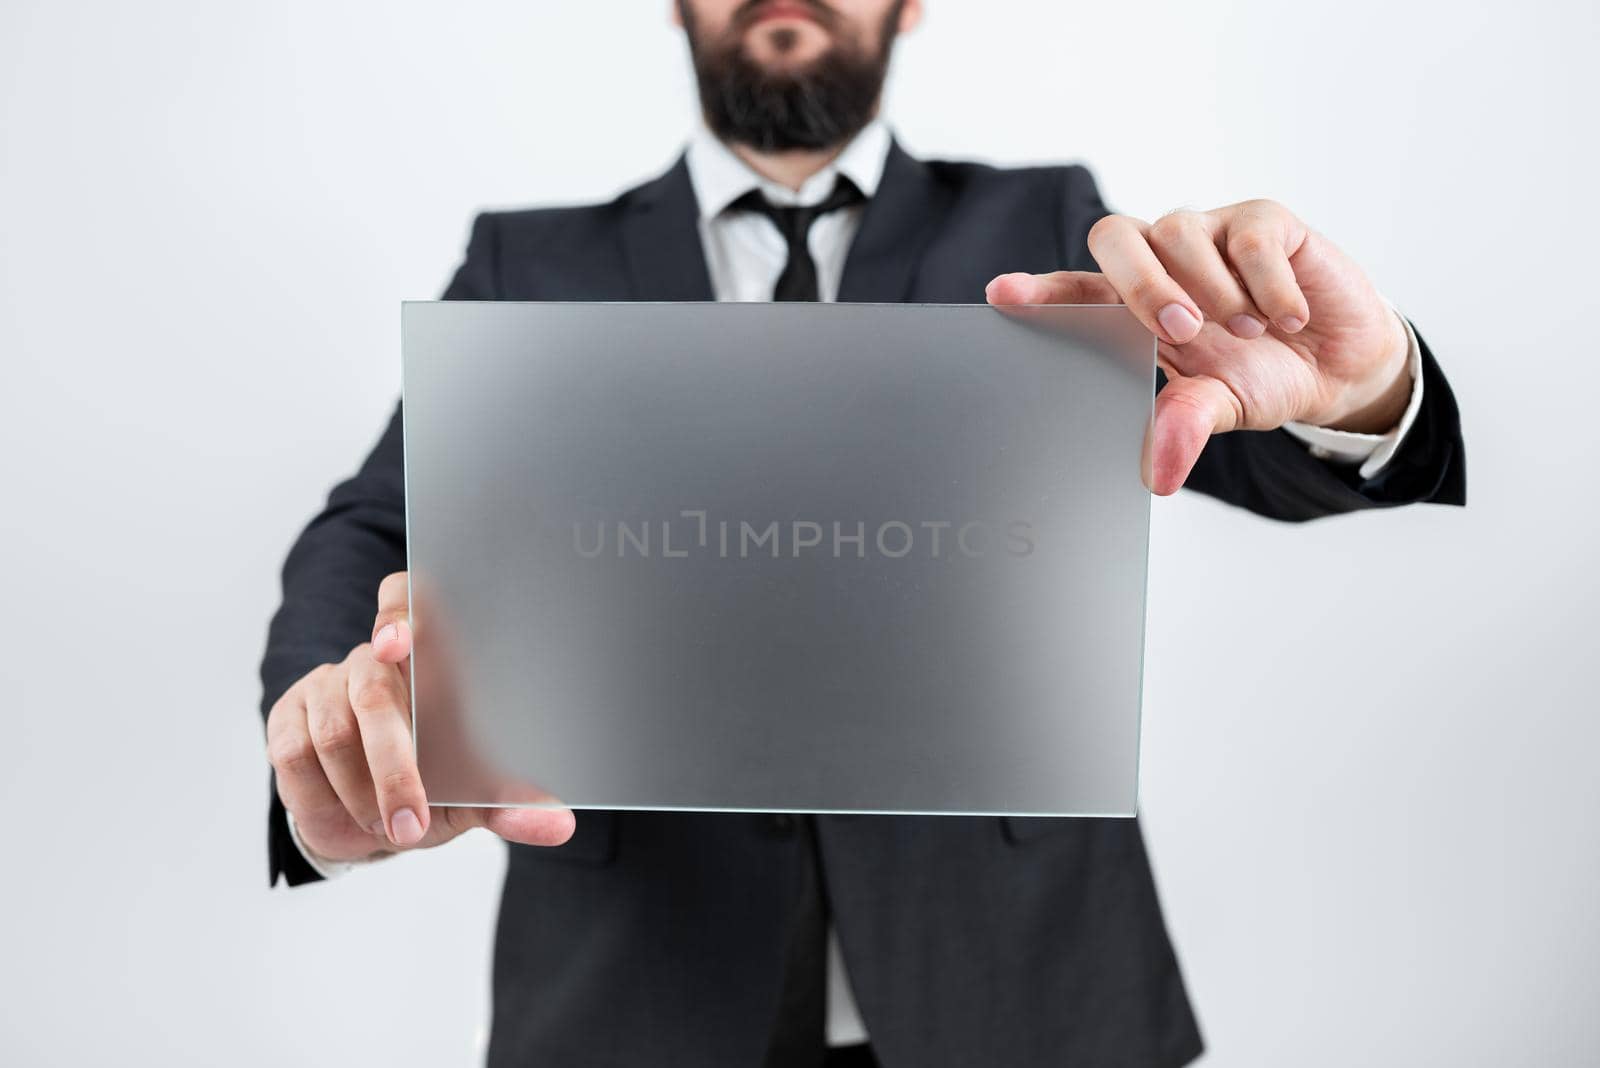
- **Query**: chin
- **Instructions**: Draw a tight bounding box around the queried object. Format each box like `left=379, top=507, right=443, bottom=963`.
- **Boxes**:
left=743, top=22, right=832, bottom=67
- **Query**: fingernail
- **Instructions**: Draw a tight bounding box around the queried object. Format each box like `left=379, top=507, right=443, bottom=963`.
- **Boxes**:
left=392, top=807, right=424, bottom=846
left=1278, top=315, right=1304, bottom=333
left=367, top=819, right=385, bottom=836
left=1157, top=303, right=1201, bottom=342
left=1227, top=313, right=1265, bottom=339
left=375, top=622, right=398, bottom=645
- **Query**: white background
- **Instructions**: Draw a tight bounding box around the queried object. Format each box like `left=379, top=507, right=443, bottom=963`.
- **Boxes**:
left=2, top=1, right=1596, bottom=1064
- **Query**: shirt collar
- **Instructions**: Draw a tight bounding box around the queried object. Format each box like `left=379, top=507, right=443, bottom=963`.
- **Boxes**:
left=685, top=117, right=892, bottom=221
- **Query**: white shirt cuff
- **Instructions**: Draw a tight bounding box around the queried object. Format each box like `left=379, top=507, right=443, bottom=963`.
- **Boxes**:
left=1282, top=305, right=1425, bottom=481
left=285, top=809, right=387, bottom=879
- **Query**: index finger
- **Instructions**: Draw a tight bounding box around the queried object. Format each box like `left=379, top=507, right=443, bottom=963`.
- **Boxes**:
left=985, top=270, right=1121, bottom=306
left=347, top=647, right=430, bottom=847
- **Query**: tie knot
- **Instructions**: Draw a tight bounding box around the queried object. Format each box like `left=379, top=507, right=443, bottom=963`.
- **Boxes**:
left=729, top=175, right=865, bottom=242
left=726, top=175, right=865, bottom=302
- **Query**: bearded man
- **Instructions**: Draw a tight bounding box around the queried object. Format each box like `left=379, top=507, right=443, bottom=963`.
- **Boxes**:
left=259, top=3, right=1465, bottom=1066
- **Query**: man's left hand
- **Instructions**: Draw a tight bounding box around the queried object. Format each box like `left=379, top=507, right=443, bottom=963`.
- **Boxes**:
left=986, top=199, right=1413, bottom=495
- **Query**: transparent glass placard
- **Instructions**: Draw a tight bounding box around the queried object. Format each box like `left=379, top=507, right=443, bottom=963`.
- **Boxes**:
left=402, top=301, right=1153, bottom=815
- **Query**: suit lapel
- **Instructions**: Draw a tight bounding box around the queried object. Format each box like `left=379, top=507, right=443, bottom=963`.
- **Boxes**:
left=838, top=138, right=954, bottom=303
left=619, top=138, right=951, bottom=304
left=619, top=153, right=716, bottom=302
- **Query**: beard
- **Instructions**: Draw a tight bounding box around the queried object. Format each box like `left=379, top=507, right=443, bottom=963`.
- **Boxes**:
left=680, top=0, right=904, bottom=152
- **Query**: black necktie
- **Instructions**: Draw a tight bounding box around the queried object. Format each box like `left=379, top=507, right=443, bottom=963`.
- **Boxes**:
left=737, top=179, right=869, bottom=1064
left=730, top=176, right=866, bottom=302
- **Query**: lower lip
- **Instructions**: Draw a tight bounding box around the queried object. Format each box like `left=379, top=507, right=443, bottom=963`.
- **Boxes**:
left=751, top=6, right=817, bottom=24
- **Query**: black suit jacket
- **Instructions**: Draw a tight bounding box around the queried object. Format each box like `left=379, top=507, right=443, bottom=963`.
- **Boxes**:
left=260, top=139, right=1465, bottom=1068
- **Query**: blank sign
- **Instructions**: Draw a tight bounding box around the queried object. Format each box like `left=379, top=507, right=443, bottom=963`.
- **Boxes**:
left=402, top=301, right=1153, bottom=816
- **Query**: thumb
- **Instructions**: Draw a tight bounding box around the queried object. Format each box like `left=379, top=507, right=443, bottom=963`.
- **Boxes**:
left=370, top=618, right=412, bottom=664
left=450, top=770, right=575, bottom=846
left=1145, top=373, right=1241, bottom=496
left=371, top=571, right=413, bottom=664
left=423, top=804, right=576, bottom=849
left=481, top=806, right=578, bottom=848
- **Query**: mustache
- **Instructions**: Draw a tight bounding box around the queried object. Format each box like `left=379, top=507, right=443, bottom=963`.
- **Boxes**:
left=730, top=0, right=842, bottom=34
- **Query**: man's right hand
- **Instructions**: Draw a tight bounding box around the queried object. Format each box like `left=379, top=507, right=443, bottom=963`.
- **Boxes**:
left=265, top=571, right=576, bottom=863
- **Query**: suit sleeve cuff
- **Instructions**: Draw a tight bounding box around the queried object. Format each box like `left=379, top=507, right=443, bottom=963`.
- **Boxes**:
left=1282, top=304, right=1425, bottom=481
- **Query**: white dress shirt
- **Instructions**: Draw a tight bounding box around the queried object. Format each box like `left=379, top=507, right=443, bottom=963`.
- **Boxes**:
left=290, top=116, right=1426, bottom=1050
